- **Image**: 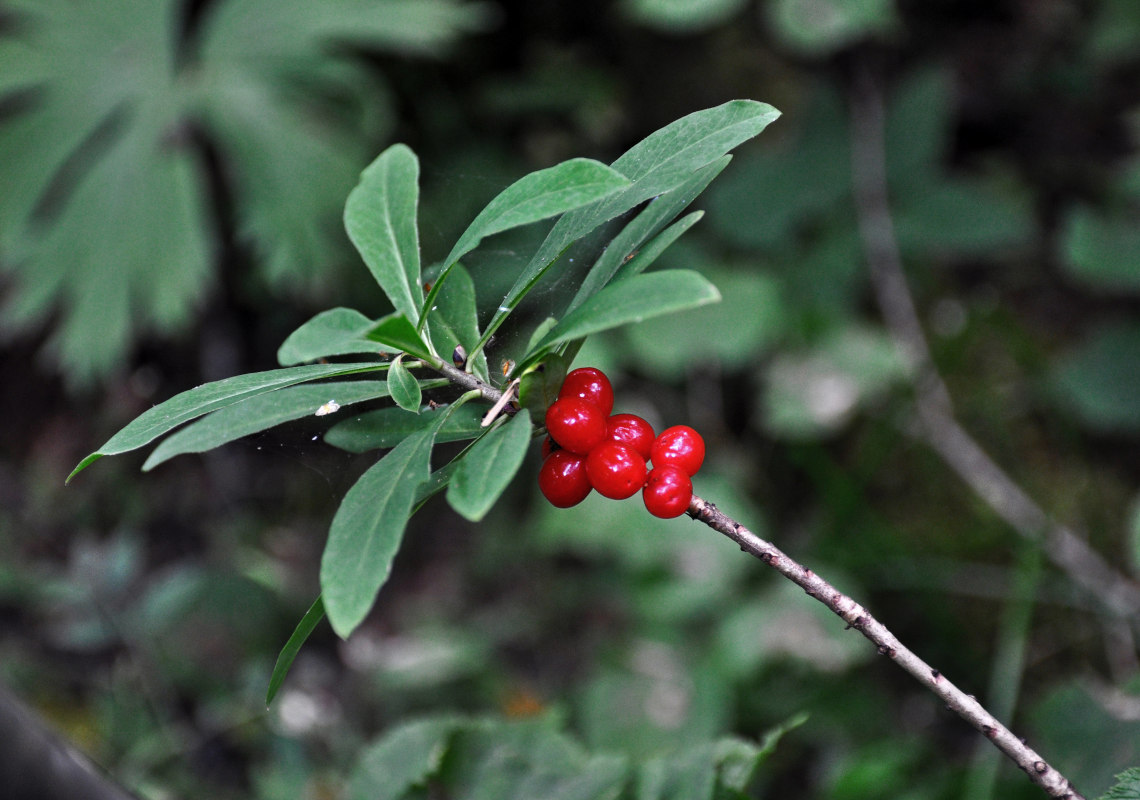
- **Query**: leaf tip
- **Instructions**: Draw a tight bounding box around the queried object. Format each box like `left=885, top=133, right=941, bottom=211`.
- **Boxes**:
left=65, top=453, right=102, bottom=485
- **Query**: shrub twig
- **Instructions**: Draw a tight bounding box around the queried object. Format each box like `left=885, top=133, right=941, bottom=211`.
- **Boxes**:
left=687, top=495, right=1085, bottom=800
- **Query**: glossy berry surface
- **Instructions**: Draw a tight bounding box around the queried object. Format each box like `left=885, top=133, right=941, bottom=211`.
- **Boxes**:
left=642, top=465, right=693, bottom=518
left=585, top=442, right=647, bottom=500
left=545, top=397, right=607, bottom=455
left=650, top=425, right=705, bottom=476
left=538, top=450, right=592, bottom=508
left=558, top=367, right=614, bottom=416
left=605, top=413, right=655, bottom=460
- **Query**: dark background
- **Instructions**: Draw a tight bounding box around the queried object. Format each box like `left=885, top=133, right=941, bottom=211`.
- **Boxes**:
left=3, top=1, right=1140, bottom=798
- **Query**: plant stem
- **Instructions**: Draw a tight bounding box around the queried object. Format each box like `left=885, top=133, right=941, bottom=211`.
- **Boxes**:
left=686, top=494, right=1084, bottom=800
left=424, top=358, right=506, bottom=407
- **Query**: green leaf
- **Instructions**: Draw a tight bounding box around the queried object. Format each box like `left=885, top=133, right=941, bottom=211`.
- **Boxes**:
left=421, top=158, right=631, bottom=317
left=707, top=87, right=849, bottom=249
left=623, top=0, right=750, bottom=34
left=426, top=263, right=491, bottom=383
left=277, top=308, right=393, bottom=366
left=266, top=595, right=325, bottom=706
left=320, top=427, right=435, bottom=637
left=325, top=404, right=487, bottom=453
left=766, top=0, right=897, bottom=56
left=1049, top=322, right=1140, bottom=432
left=139, top=377, right=442, bottom=469
left=1099, top=767, right=1140, bottom=799
left=348, top=716, right=465, bottom=800
left=441, top=717, right=629, bottom=800
left=533, top=270, right=721, bottom=355
left=567, top=156, right=727, bottom=313
left=141, top=379, right=420, bottom=470
left=612, top=211, right=704, bottom=282
left=623, top=267, right=784, bottom=378
left=388, top=356, right=423, bottom=413
left=894, top=178, right=1034, bottom=256
left=477, top=100, right=780, bottom=352
left=1061, top=205, right=1140, bottom=293
left=67, top=362, right=386, bottom=482
left=363, top=312, right=435, bottom=361
left=446, top=410, right=533, bottom=521
left=344, top=144, right=424, bottom=324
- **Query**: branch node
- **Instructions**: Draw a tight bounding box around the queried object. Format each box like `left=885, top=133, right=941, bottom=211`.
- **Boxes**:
left=1033, top=761, right=1048, bottom=774
left=931, top=668, right=941, bottom=681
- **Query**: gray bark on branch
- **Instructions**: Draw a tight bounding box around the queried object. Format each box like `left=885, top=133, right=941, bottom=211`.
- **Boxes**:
left=687, top=495, right=1085, bottom=800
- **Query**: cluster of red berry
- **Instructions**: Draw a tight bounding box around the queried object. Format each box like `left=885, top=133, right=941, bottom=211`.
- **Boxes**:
left=538, top=367, right=704, bottom=518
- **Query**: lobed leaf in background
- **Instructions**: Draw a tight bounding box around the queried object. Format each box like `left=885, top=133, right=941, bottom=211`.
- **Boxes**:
left=346, top=713, right=804, bottom=800
left=0, top=0, right=489, bottom=386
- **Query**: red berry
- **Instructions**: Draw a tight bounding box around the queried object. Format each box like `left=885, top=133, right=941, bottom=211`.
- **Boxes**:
left=650, top=425, right=705, bottom=476
left=605, top=413, right=655, bottom=460
left=642, top=465, right=693, bottom=518
left=545, top=397, right=607, bottom=455
left=538, top=450, right=592, bottom=508
left=585, top=442, right=647, bottom=500
left=558, top=367, right=614, bottom=416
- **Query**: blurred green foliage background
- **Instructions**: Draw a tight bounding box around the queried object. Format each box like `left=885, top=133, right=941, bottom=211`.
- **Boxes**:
left=3, top=0, right=1140, bottom=798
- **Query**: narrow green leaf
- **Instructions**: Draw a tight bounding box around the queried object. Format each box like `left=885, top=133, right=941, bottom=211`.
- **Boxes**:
left=363, top=311, right=434, bottom=361
left=614, top=211, right=704, bottom=282
left=67, top=362, right=386, bottom=482
left=534, top=270, right=721, bottom=353
left=523, top=317, right=560, bottom=357
left=414, top=459, right=464, bottom=511
left=277, top=308, right=392, bottom=366
left=320, top=429, right=434, bottom=637
left=567, top=157, right=727, bottom=313
left=446, top=410, right=533, bottom=521
left=325, top=405, right=486, bottom=453
left=426, top=263, right=490, bottom=383
left=388, top=356, right=422, bottom=413
left=344, top=144, right=424, bottom=324
left=420, top=158, right=631, bottom=319
left=142, top=379, right=421, bottom=470
left=476, top=100, right=779, bottom=353
left=266, top=595, right=325, bottom=706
